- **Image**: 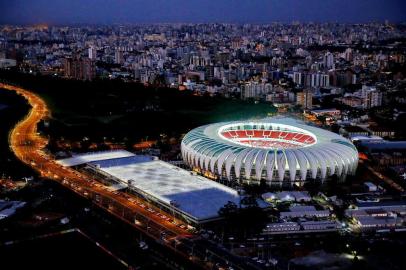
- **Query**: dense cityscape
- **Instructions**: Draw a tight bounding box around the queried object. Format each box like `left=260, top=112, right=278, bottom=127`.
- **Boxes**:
left=1, top=1, right=406, bottom=270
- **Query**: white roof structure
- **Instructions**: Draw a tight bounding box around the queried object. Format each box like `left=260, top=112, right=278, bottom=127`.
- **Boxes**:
left=356, top=216, right=397, bottom=227
left=262, top=191, right=311, bottom=202
left=56, top=150, right=135, bottom=167
left=350, top=135, right=383, bottom=142
left=289, top=205, right=317, bottom=212
left=90, top=156, right=240, bottom=222
left=0, top=200, right=26, bottom=219
left=280, top=205, right=330, bottom=218
left=182, top=117, right=358, bottom=186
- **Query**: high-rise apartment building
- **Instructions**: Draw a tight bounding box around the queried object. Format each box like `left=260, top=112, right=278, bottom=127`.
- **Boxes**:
left=296, top=90, right=313, bottom=109
left=360, top=86, right=383, bottom=109
left=323, top=52, right=334, bottom=69
left=64, top=56, right=96, bottom=81
left=115, top=49, right=124, bottom=65
left=88, top=46, right=97, bottom=60
left=241, top=81, right=272, bottom=100
left=294, top=72, right=329, bottom=88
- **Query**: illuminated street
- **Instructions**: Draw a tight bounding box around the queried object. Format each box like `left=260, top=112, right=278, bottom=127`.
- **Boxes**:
left=1, top=82, right=195, bottom=253
left=1, top=82, right=259, bottom=270
left=1, top=2, right=406, bottom=269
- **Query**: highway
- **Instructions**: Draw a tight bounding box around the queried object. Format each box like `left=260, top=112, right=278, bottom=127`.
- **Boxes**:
left=0, top=84, right=194, bottom=252
left=1, top=82, right=258, bottom=270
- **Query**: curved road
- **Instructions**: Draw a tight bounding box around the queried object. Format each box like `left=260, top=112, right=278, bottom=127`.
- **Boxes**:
left=0, top=82, right=191, bottom=238
left=1, top=82, right=259, bottom=270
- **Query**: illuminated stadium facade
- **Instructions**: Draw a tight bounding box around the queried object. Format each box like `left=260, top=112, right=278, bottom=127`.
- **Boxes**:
left=181, top=118, right=358, bottom=186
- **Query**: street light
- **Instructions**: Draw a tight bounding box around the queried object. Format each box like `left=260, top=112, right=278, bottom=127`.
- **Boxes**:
left=351, top=250, right=358, bottom=260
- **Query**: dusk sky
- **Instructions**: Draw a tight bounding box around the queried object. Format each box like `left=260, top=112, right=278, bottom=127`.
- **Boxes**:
left=1, top=0, right=406, bottom=25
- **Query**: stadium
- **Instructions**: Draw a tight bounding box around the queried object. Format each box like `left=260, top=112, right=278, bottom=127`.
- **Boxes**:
left=181, top=117, right=358, bottom=186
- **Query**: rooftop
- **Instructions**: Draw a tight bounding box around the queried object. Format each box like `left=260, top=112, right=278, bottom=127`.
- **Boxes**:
left=57, top=150, right=135, bottom=167
left=367, top=126, right=395, bottom=132
left=356, top=200, right=406, bottom=209
left=361, top=141, right=406, bottom=151
left=289, top=205, right=317, bottom=212
left=262, top=191, right=311, bottom=202
left=356, top=216, right=397, bottom=226
left=91, top=156, right=241, bottom=221
left=342, top=126, right=368, bottom=133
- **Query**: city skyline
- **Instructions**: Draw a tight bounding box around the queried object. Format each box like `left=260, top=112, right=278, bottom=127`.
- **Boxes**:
left=1, top=0, right=406, bottom=25
left=1, top=1, right=406, bottom=269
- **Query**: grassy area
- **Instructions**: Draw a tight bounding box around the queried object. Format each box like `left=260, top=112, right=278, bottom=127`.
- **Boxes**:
left=0, top=70, right=277, bottom=143
left=178, top=100, right=275, bottom=123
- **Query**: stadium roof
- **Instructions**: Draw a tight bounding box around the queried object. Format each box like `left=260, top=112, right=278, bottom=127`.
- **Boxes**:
left=181, top=117, right=358, bottom=184
left=90, top=156, right=241, bottom=222
left=56, top=150, right=135, bottom=167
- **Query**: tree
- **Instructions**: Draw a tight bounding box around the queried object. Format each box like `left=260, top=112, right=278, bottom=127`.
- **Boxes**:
left=218, top=201, right=238, bottom=217
left=240, top=196, right=258, bottom=209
